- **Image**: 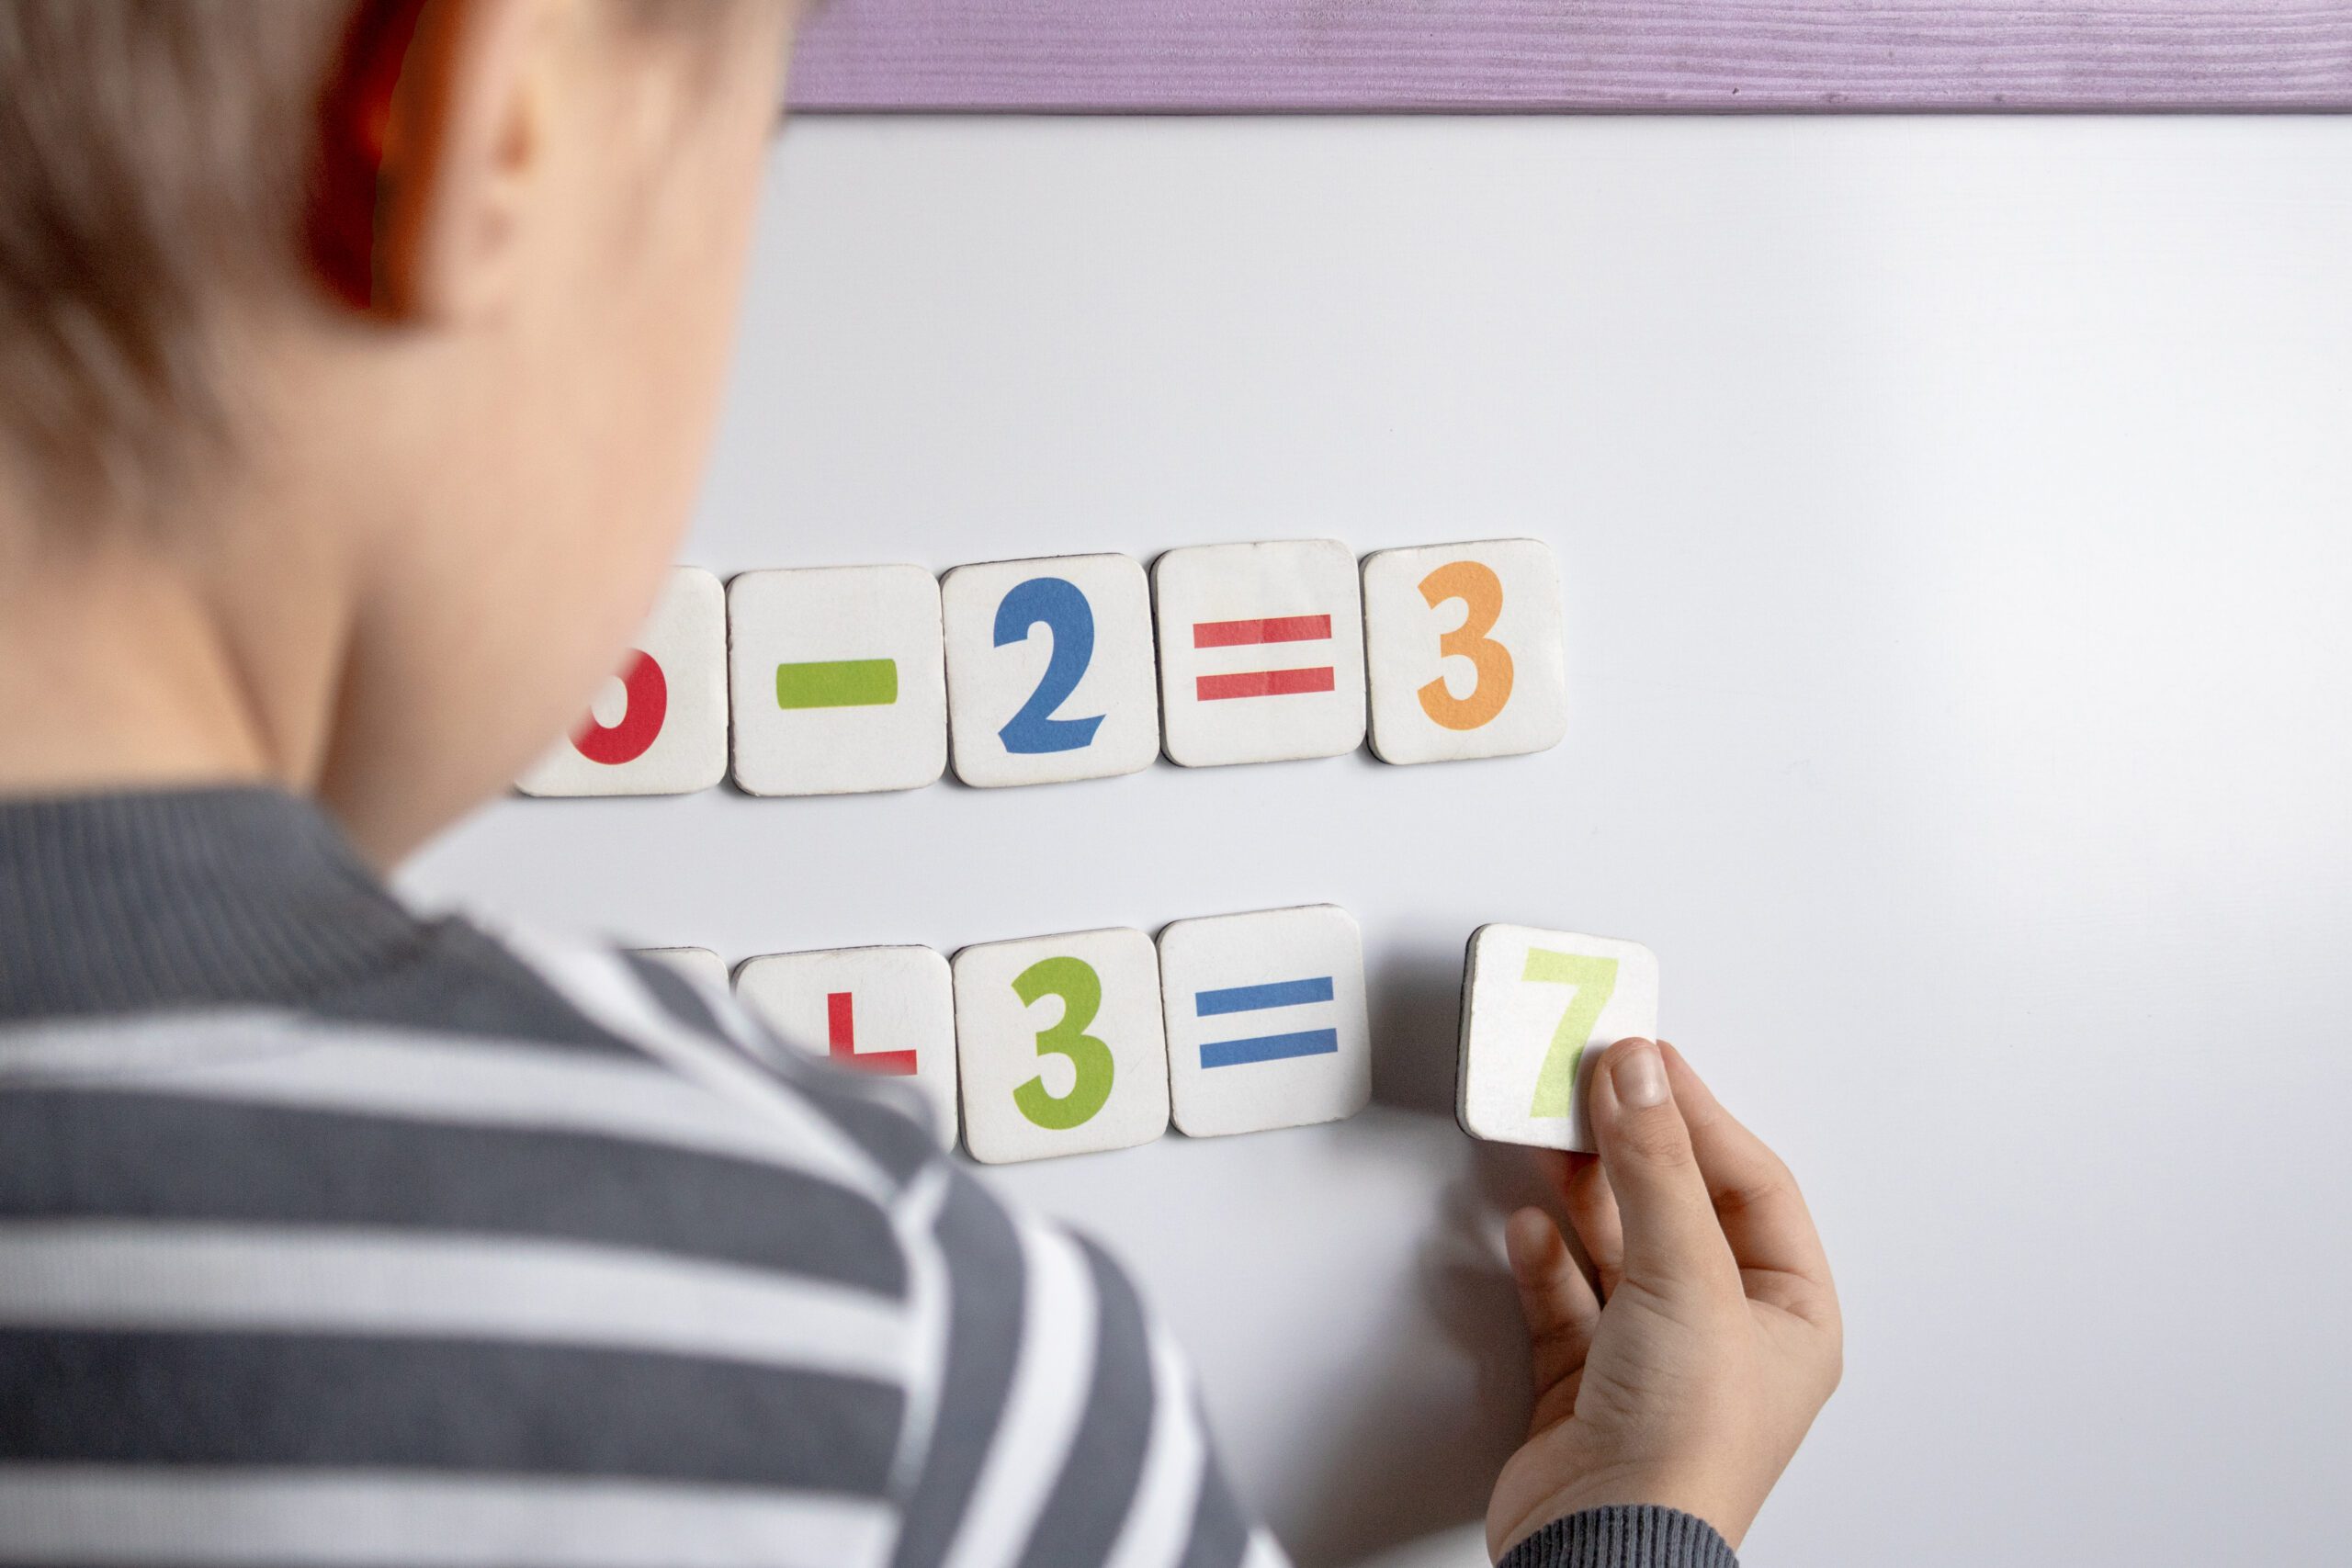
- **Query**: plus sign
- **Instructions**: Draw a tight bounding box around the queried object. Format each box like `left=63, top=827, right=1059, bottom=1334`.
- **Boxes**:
left=826, top=991, right=918, bottom=1077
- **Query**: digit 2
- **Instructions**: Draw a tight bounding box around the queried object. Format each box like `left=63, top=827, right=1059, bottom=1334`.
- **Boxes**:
left=1417, top=560, right=1514, bottom=731
left=994, top=577, right=1104, bottom=754
left=1011, top=954, right=1115, bottom=1130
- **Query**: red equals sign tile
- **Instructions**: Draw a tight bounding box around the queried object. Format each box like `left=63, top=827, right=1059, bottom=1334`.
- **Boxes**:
left=1192, top=615, right=1335, bottom=702
left=828, top=991, right=917, bottom=1077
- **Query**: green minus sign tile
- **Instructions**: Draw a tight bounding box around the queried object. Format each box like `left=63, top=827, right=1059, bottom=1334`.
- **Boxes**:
left=775, top=659, right=899, bottom=710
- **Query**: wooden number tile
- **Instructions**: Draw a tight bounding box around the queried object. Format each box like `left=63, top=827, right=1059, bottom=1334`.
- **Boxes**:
left=942, top=552, right=1160, bottom=788
left=518, top=567, right=728, bottom=796
left=952, top=927, right=1169, bottom=1164
left=1457, top=924, right=1657, bottom=1153
left=736, top=945, right=959, bottom=1148
left=728, top=565, right=947, bottom=795
left=1159, top=904, right=1371, bottom=1139
left=1152, top=540, right=1366, bottom=767
left=1363, top=538, right=1567, bottom=765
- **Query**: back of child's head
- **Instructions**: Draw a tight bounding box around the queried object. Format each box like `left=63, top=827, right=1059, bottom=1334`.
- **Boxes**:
left=0, top=4, right=353, bottom=520
left=0, top=0, right=778, bottom=530
left=0, top=1, right=794, bottom=861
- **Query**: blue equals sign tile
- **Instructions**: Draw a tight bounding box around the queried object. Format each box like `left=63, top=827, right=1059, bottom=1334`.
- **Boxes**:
left=1194, top=976, right=1339, bottom=1068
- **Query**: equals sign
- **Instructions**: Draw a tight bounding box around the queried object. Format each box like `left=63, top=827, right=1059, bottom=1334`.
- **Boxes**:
left=1193, top=976, right=1339, bottom=1068
left=828, top=992, right=917, bottom=1077
left=1192, top=615, right=1335, bottom=702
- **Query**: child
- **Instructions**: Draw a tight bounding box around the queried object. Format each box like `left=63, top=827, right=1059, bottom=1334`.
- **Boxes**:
left=0, top=4, right=1840, bottom=1565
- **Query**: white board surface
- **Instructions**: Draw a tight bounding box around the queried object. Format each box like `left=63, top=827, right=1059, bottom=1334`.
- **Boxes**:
left=402, top=115, right=2352, bottom=1568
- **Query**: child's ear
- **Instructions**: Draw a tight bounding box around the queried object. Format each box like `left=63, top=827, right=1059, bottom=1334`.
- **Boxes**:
left=309, top=0, right=550, bottom=322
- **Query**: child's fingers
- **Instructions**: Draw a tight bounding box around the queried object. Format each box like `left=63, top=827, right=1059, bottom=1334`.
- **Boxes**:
left=1563, top=1154, right=1624, bottom=1300
left=1527, top=1148, right=1611, bottom=1297
left=1658, top=1043, right=1838, bottom=1320
left=1528, top=1146, right=1576, bottom=1195
left=1588, top=1040, right=1740, bottom=1302
left=1505, top=1205, right=1600, bottom=1405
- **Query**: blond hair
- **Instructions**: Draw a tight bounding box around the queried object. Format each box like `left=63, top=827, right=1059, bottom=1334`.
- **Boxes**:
left=0, top=1, right=758, bottom=525
left=0, top=3, right=347, bottom=519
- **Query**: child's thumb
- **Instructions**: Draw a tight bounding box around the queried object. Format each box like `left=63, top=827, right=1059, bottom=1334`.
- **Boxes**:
left=1589, top=1039, right=1736, bottom=1301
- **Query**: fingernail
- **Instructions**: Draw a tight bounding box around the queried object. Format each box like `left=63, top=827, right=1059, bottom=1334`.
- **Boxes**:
left=1611, top=1041, right=1668, bottom=1109
left=1504, top=1208, right=1555, bottom=1280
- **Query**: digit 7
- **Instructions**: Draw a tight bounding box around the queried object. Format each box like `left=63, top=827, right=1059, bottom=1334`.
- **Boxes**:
left=1523, top=949, right=1620, bottom=1119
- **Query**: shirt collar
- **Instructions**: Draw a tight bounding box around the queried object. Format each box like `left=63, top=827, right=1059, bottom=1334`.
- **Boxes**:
left=0, top=784, right=423, bottom=1019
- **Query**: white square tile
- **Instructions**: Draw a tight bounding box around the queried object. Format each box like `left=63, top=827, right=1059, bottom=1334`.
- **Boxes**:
left=735, top=945, right=959, bottom=1149
left=516, top=568, right=728, bottom=796
left=1363, top=539, right=1569, bottom=765
left=942, top=553, right=1160, bottom=788
left=728, top=565, right=947, bottom=796
left=629, top=946, right=729, bottom=990
left=1152, top=540, right=1367, bottom=767
left=952, top=927, right=1170, bottom=1164
left=1457, top=924, right=1658, bottom=1153
left=1159, top=905, right=1372, bottom=1139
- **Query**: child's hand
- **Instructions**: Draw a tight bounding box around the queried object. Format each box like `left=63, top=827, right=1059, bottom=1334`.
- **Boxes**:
left=1486, top=1040, right=1842, bottom=1559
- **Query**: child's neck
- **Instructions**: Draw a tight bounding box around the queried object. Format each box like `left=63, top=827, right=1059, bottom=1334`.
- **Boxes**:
left=0, top=525, right=340, bottom=807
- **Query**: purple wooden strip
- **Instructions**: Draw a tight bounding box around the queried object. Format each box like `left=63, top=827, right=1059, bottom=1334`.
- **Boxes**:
left=786, top=1, right=2352, bottom=112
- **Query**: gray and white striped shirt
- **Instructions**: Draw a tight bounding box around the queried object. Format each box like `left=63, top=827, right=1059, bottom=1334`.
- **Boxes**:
left=0, top=788, right=1732, bottom=1568
left=0, top=788, right=1283, bottom=1568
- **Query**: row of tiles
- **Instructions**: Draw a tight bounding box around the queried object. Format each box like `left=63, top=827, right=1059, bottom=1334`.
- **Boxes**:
left=521, top=536, right=1568, bottom=797
left=634, top=907, right=1657, bottom=1163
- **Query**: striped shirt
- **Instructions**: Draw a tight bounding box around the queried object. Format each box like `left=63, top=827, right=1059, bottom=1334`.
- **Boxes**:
left=0, top=787, right=1284, bottom=1568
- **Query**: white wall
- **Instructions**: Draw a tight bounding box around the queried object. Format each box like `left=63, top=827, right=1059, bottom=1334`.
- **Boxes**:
left=402, top=115, right=2352, bottom=1567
